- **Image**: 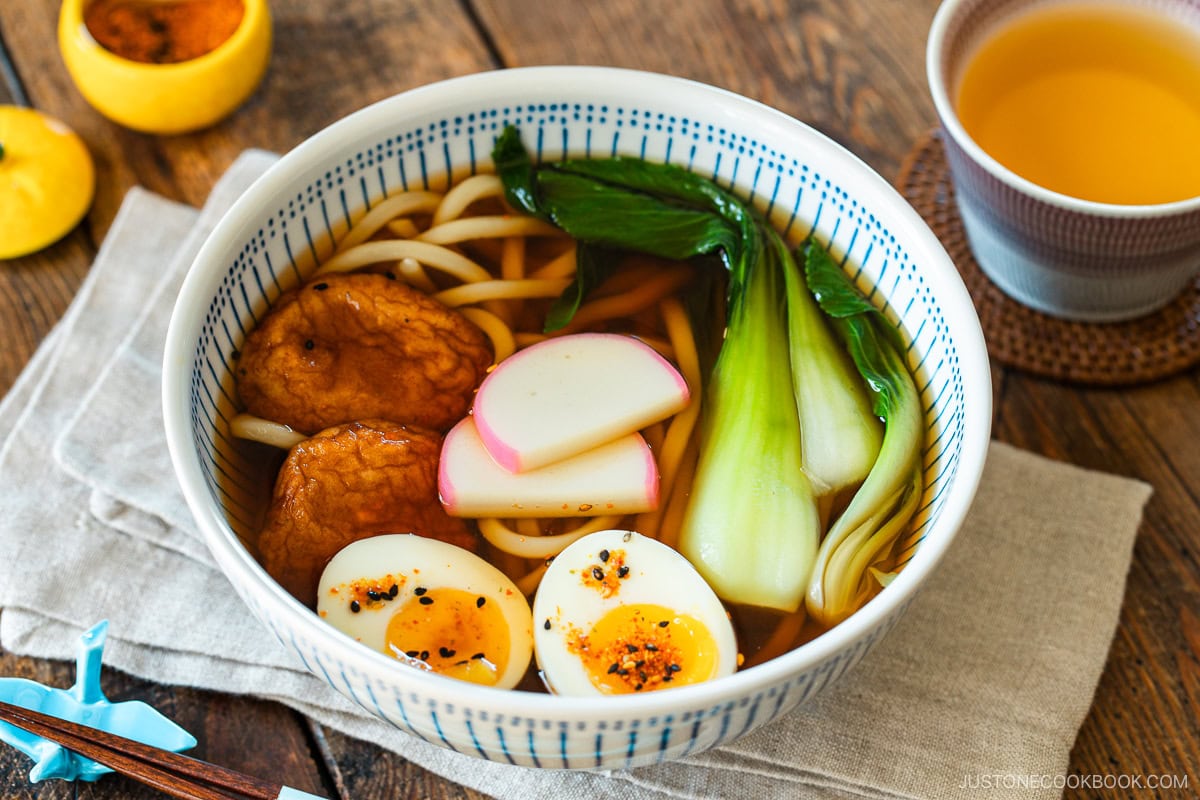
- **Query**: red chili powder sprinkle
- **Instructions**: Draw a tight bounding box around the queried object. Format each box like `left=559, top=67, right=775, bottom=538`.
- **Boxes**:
left=579, top=549, right=628, bottom=599
left=329, top=573, right=406, bottom=609
left=564, top=612, right=686, bottom=693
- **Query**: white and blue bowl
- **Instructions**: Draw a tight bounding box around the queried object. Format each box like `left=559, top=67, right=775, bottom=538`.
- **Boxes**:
left=162, top=67, right=992, bottom=769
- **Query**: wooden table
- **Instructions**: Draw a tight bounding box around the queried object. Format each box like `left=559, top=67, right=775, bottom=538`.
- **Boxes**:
left=1, top=2, right=1197, bottom=797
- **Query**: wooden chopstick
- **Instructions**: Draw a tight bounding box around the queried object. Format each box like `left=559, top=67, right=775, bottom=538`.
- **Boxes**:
left=0, top=698, right=288, bottom=800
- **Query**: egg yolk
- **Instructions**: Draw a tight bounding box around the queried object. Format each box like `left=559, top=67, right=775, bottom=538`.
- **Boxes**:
left=384, top=588, right=511, bottom=686
left=568, top=602, right=720, bottom=694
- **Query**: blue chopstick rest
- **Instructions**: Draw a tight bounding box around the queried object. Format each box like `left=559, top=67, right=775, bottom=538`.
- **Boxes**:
left=0, top=620, right=197, bottom=782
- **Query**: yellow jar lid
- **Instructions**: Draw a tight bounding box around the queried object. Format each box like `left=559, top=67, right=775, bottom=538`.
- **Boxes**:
left=0, top=106, right=96, bottom=260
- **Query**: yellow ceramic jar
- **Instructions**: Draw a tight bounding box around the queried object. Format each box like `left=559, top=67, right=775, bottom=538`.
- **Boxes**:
left=58, top=0, right=272, bottom=135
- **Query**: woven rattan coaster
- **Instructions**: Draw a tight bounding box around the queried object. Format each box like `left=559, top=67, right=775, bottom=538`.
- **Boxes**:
left=896, top=128, right=1200, bottom=386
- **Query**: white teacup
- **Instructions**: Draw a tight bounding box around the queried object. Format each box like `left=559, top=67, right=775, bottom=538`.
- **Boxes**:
left=927, top=0, right=1200, bottom=322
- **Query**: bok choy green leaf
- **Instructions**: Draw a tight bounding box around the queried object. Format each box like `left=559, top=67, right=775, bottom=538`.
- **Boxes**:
left=491, top=126, right=744, bottom=330
left=541, top=242, right=623, bottom=332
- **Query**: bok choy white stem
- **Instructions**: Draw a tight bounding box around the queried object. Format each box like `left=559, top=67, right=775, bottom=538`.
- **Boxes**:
left=783, top=245, right=882, bottom=498
left=677, top=229, right=820, bottom=612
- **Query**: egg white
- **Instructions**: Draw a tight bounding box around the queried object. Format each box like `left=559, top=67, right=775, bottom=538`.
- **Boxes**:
left=532, top=529, right=738, bottom=695
left=316, top=533, right=533, bottom=689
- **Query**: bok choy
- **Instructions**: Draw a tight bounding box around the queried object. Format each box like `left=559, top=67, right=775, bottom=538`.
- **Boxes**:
left=491, top=125, right=922, bottom=621
left=783, top=244, right=882, bottom=500
left=801, top=240, right=924, bottom=627
left=677, top=228, right=820, bottom=612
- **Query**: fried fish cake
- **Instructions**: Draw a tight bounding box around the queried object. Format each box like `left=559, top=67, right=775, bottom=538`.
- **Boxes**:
left=236, top=273, right=492, bottom=435
left=259, top=419, right=475, bottom=605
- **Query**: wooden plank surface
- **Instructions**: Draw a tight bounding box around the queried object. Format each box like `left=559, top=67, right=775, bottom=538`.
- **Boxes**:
left=1, top=1, right=1197, bottom=798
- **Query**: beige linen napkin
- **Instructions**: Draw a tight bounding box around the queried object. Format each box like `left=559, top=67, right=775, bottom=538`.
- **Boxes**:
left=0, top=153, right=1153, bottom=800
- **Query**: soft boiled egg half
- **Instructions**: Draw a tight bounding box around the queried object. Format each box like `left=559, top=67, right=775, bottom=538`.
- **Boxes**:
left=532, top=529, right=739, bottom=695
left=317, top=534, right=533, bottom=690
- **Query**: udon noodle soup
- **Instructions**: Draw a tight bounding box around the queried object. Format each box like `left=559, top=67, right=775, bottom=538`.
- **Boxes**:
left=224, top=131, right=925, bottom=695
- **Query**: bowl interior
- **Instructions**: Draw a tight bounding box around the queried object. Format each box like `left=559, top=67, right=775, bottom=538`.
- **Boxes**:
left=166, top=67, right=990, bottom=724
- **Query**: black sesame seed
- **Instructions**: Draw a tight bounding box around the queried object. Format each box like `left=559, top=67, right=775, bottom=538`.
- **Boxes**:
left=599, top=549, right=610, bottom=562
left=617, top=565, right=630, bottom=578
left=439, top=647, right=456, bottom=658
left=405, top=650, right=419, bottom=658
left=591, top=567, right=605, bottom=581
left=304, top=339, right=315, bottom=350
left=366, top=589, right=380, bottom=601
left=644, top=643, right=658, bottom=652
left=414, top=586, right=427, bottom=595
left=662, top=675, right=673, bottom=683
left=634, top=660, right=645, bottom=668
left=313, top=282, right=329, bottom=291
left=607, top=663, right=620, bottom=674
left=472, top=652, right=486, bottom=660
left=625, top=644, right=639, bottom=653
left=349, top=600, right=361, bottom=613
left=419, top=596, right=434, bottom=605
left=658, top=620, right=670, bottom=627
left=389, top=584, right=399, bottom=598
left=543, top=619, right=552, bottom=630
left=476, top=596, right=486, bottom=608
left=419, top=650, right=430, bottom=661
left=455, top=660, right=468, bottom=666
left=667, top=663, right=682, bottom=673
left=638, top=671, right=648, bottom=683
left=634, top=683, right=643, bottom=691
left=617, top=669, right=629, bottom=676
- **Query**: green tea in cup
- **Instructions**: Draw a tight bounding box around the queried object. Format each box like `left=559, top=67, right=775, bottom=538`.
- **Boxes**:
left=954, top=2, right=1200, bottom=205
left=927, top=0, right=1200, bottom=321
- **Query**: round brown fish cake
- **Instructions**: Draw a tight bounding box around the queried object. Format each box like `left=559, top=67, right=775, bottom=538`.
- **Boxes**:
left=236, top=273, right=492, bottom=435
left=258, top=419, right=476, bottom=605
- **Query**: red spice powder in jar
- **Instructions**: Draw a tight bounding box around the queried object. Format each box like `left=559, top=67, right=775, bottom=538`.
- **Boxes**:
left=83, top=0, right=245, bottom=64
